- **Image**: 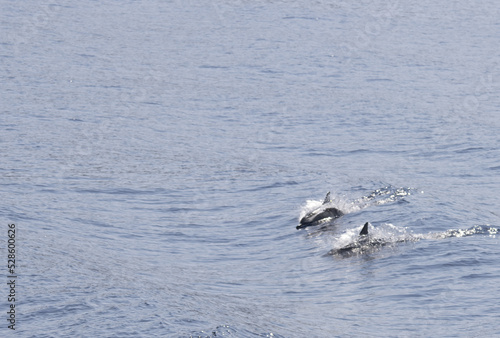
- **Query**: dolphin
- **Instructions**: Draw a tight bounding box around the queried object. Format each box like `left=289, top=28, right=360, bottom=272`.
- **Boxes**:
left=329, top=222, right=401, bottom=255
left=327, top=223, right=496, bottom=257
left=297, top=192, right=344, bottom=229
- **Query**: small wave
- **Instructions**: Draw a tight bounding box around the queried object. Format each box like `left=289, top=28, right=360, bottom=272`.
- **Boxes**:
left=243, top=181, right=299, bottom=193
left=190, top=324, right=283, bottom=338
left=455, top=147, right=484, bottom=154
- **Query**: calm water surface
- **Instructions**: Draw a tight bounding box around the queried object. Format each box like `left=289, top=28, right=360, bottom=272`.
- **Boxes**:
left=1, top=1, right=500, bottom=337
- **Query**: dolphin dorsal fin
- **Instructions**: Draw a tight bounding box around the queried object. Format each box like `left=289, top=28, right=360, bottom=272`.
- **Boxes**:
left=322, top=192, right=331, bottom=205
left=360, top=222, right=369, bottom=236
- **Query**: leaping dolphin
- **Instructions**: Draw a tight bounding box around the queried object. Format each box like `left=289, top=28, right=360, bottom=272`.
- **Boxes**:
left=297, top=192, right=344, bottom=229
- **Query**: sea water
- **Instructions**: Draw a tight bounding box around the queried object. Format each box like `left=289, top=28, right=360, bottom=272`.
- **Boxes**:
left=1, top=0, right=500, bottom=337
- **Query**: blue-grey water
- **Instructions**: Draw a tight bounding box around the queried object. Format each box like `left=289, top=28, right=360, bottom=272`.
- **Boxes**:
left=2, top=1, right=500, bottom=337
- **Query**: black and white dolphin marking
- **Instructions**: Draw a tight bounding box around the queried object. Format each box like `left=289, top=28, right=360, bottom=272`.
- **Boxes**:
left=297, top=192, right=344, bottom=229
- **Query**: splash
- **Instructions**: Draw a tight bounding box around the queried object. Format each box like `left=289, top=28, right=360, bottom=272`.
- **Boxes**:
left=425, top=225, right=498, bottom=239
left=298, top=193, right=349, bottom=223
left=355, top=186, right=414, bottom=208
left=328, top=224, right=498, bottom=257
left=298, top=186, right=414, bottom=223
left=329, top=223, right=418, bottom=255
left=298, top=187, right=497, bottom=257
